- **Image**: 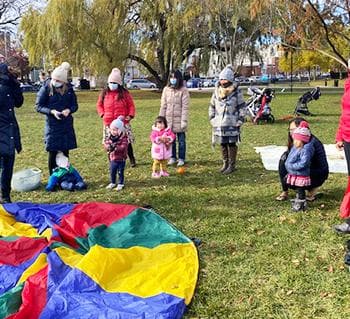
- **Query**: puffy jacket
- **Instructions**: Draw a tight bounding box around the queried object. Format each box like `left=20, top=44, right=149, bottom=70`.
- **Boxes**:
left=309, top=135, right=329, bottom=178
left=35, top=81, right=78, bottom=151
left=104, top=133, right=129, bottom=161
left=209, top=84, right=246, bottom=139
left=336, top=79, right=350, bottom=142
left=0, top=75, right=23, bottom=155
left=96, top=89, right=135, bottom=126
left=285, top=142, right=314, bottom=176
left=150, top=126, right=175, bottom=160
left=159, top=86, right=189, bottom=133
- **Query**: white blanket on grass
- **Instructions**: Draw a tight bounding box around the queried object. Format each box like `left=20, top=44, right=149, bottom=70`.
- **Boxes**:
left=254, top=144, right=347, bottom=173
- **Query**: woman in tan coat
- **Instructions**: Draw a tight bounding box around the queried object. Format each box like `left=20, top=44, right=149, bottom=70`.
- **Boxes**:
left=159, top=70, right=189, bottom=166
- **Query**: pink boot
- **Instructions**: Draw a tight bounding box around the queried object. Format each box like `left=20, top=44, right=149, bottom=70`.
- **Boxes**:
left=160, top=170, right=169, bottom=177
left=151, top=172, right=161, bottom=179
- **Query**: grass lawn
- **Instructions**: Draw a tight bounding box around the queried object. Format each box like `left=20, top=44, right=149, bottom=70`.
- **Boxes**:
left=11, top=89, right=350, bottom=318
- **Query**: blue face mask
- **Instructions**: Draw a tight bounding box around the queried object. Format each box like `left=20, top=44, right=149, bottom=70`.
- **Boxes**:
left=108, top=83, right=119, bottom=91
left=170, top=78, right=177, bottom=86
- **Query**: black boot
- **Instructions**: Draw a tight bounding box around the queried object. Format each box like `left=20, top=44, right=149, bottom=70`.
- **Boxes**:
left=220, top=145, right=229, bottom=173
left=128, top=144, right=136, bottom=167
left=223, top=145, right=237, bottom=174
left=291, top=198, right=307, bottom=212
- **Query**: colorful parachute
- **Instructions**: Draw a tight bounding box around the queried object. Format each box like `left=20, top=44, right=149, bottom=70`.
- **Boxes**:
left=0, top=202, right=199, bottom=318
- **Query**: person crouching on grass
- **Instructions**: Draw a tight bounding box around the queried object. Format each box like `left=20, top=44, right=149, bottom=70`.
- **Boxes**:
left=285, top=121, right=313, bottom=212
left=150, top=116, right=175, bottom=178
left=104, top=116, right=129, bottom=191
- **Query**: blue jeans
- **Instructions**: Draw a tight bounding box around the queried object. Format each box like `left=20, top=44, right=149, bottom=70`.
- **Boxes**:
left=110, top=160, right=126, bottom=185
left=172, top=132, right=186, bottom=161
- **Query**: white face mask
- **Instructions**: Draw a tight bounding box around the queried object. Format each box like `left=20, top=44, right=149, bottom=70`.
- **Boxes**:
left=108, top=83, right=119, bottom=91
left=52, top=80, right=64, bottom=88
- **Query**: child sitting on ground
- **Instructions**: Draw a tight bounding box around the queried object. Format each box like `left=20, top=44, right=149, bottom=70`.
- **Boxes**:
left=46, top=152, right=87, bottom=191
left=104, top=116, right=129, bottom=191
left=285, top=121, right=314, bottom=211
left=150, top=116, right=175, bottom=178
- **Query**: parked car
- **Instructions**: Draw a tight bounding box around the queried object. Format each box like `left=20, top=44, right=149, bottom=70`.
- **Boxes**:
left=126, top=79, right=157, bottom=89
left=20, top=83, right=38, bottom=92
left=248, top=76, right=261, bottom=83
left=186, top=78, right=201, bottom=88
left=202, top=78, right=216, bottom=87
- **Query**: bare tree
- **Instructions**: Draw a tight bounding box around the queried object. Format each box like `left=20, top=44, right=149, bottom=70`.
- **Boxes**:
left=0, top=0, right=42, bottom=31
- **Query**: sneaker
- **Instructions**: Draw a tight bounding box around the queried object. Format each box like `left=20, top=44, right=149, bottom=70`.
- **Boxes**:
left=116, top=184, right=124, bottom=191
left=168, top=158, right=176, bottom=165
left=151, top=172, right=161, bottom=179
left=160, top=170, right=169, bottom=177
left=334, top=222, right=350, bottom=234
left=106, top=183, right=116, bottom=190
left=177, top=159, right=185, bottom=167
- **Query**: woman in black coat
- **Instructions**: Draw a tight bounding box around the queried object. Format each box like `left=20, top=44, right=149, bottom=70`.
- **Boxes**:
left=276, top=117, right=329, bottom=201
left=35, top=62, right=78, bottom=174
left=0, top=63, right=24, bottom=203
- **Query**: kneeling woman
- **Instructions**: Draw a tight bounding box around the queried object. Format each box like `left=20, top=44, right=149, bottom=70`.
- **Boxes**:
left=276, top=117, right=329, bottom=201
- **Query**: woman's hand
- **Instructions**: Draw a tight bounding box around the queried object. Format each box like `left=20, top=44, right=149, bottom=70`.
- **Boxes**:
left=51, top=109, right=62, bottom=120
left=336, top=141, right=344, bottom=150
left=61, top=109, right=71, bottom=117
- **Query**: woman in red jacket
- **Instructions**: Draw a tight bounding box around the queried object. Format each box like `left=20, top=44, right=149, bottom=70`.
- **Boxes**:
left=334, top=78, right=350, bottom=233
left=96, top=68, right=136, bottom=167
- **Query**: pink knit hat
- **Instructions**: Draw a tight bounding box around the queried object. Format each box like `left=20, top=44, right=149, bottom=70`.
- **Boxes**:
left=108, top=68, right=122, bottom=85
left=292, top=121, right=311, bottom=143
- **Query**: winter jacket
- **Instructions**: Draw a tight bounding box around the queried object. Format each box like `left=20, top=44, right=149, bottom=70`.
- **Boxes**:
left=159, top=86, right=189, bottom=133
left=35, top=81, right=78, bottom=151
left=104, top=133, right=129, bottom=161
left=96, top=89, right=135, bottom=126
left=336, top=79, right=350, bottom=143
left=308, top=135, right=329, bottom=178
left=46, top=165, right=86, bottom=191
left=285, top=142, right=314, bottom=176
left=0, top=74, right=23, bottom=155
left=208, top=84, right=246, bottom=140
left=150, top=126, right=176, bottom=160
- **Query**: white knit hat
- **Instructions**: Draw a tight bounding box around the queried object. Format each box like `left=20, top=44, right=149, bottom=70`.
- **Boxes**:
left=108, top=68, right=122, bottom=85
left=56, top=152, right=70, bottom=169
left=51, top=62, right=71, bottom=83
left=110, top=116, right=125, bottom=132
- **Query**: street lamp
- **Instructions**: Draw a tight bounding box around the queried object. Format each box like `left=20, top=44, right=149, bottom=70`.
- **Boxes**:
left=290, top=50, right=293, bottom=93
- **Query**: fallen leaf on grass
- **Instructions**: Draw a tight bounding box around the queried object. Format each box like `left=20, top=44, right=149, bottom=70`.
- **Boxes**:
left=286, top=290, right=293, bottom=296
left=292, top=259, right=300, bottom=266
left=327, top=265, right=334, bottom=273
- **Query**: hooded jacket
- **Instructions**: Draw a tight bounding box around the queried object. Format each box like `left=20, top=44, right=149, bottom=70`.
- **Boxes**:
left=0, top=67, right=24, bottom=155
left=159, top=86, right=189, bottom=133
left=336, top=79, right=350, bottom=142
left=150, top=126, right=176, bottom=160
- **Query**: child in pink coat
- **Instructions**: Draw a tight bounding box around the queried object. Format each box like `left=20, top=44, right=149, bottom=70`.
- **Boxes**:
left=150, top=116, right=176, bottom=178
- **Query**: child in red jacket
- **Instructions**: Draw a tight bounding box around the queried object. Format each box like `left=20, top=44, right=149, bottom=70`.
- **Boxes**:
left=103, top=116, right=129, bottom=191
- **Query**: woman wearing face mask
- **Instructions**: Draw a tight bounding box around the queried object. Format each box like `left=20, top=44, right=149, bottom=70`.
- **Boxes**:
left=96, top=68, right=136, bottom=167
left=159, top=70, right=189, bottom=167
left=36, top=62, right=78, bottom=174
left=209, top=65, right=246, bottom=174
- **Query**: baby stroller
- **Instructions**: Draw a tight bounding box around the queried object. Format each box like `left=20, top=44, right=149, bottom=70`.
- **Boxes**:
left=246, top=87, right=275, bottom=124
left=294, top=87, right=321, bottom=116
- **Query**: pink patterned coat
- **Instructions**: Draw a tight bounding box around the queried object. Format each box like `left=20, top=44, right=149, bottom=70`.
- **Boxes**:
left=150, top=126, right=176, bottom=160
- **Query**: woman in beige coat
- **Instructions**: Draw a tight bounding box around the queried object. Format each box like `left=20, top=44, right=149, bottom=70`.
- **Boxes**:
left=159, top=70, right=190, bottom=166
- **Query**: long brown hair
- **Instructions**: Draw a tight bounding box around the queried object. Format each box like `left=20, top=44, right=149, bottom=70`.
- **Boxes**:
left=101, top=85, right=129, bottom=102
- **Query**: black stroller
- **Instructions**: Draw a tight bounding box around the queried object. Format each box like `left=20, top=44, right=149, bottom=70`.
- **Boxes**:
left=246, top=87, right=275, bottom=124
left=294, top=87, right=321, bottom=116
